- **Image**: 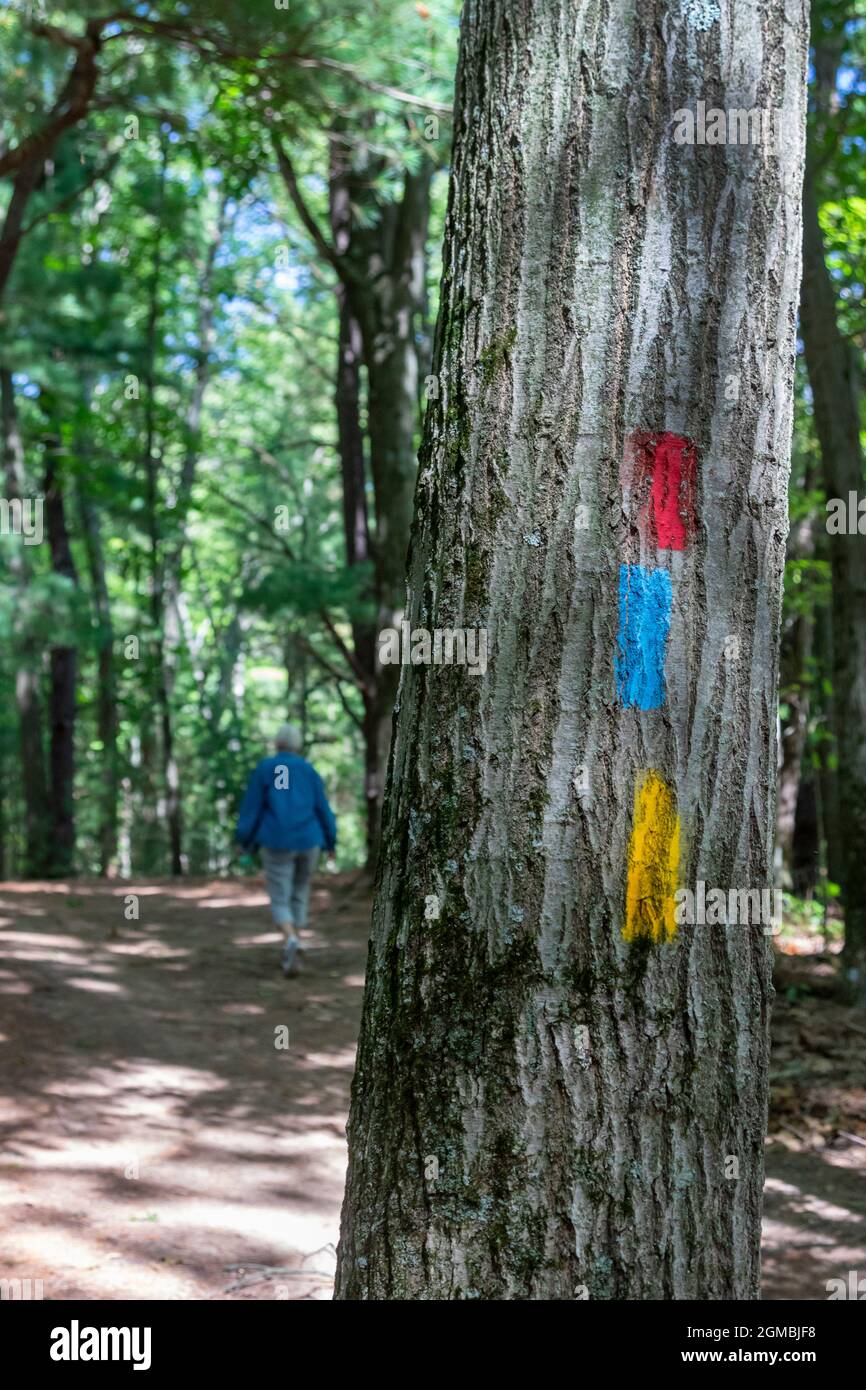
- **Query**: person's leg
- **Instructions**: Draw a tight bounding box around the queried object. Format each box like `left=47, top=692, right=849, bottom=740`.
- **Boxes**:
left=289, top=847, right=319, bottom=935
left=270, top=850, right=302, bottom=976
left=262, top=848, right=295, bottom=948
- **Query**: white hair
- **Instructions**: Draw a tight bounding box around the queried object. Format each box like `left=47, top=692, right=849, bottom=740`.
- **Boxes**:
left=275, top=722, right=302, bottom=753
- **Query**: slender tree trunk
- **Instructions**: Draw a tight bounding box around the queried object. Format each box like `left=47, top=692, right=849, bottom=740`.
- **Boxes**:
left=356, top=160, right=432, bottom=620
left=1, top=367, right=50, bottom=877
left=0, top=768, right=5, bottom=881
left=812, top=600, right=843, bottom=890
left=136, top=145, right=168, bottom=874
left=793, top=770, right=820, bottom=898
left=156, top=195, right=230, bottom=875
left=43, top=432, right=79, bottom=876
left=330, top=146, right=380, bottom=866
left=334, top=302, right=381, bottom=864
left=776, top=613, right=811, bottom=879
left=776, top=480, right=814, bottom=881
left=77, top=478, right=119, bottom=875
left=336, top=0, right=808, bottom=1300
left=326, top=138, right=433, bottom=869
left=800, top=168, right=866, bottom=1004
left=354, top=162, right=432, bottom=869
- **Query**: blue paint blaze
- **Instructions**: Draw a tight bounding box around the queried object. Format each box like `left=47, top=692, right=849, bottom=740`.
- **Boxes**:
left=615, top=563, right=672, bottom=710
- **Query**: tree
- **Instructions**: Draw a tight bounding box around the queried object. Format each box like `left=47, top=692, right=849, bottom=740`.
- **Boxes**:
left=336, top=0, right=809, bottom=1300
left=76, top=449, right=120, bottom=876
left=43, top=414, right=81, bottom=877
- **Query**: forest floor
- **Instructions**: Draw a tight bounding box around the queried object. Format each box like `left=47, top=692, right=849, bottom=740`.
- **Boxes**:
left=0, top=873, right=863, bottom=1301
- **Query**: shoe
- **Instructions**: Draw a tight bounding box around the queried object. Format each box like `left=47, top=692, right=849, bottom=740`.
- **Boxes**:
left=282, top=937, right=300, bottom=977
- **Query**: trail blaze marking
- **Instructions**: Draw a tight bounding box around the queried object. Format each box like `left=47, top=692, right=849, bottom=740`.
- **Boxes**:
left=615, top=563, right=672, bottom=711
left=623, top=430, right=697, bottom=552
left=623, top=771, right=681, bottom=944
left=616, top=428, right=696, bottom=941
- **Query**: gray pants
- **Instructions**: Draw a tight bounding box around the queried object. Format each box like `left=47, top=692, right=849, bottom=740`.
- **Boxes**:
left=262, top=847, right=319, bottom=933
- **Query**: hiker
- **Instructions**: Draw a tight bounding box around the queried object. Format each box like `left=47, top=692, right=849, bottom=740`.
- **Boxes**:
left=235, top=723, right=337, bottom=977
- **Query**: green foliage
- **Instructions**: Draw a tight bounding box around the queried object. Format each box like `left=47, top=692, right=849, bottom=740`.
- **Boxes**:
left=0, top=0, right=458, bottom=876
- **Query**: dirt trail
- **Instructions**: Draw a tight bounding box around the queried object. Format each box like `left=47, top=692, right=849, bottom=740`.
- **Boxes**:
left=0, top=874, right=368, bottom=1300
left=0, top=875, right=863, bottom=1300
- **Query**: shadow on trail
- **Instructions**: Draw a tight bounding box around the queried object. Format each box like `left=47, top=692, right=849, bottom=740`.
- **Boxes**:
left=0, top=873, right=370, bottom=1300
left=1, top=876, right=863, bottom=1300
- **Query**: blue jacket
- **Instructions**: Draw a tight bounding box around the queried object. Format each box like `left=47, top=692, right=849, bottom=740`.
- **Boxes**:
left=235, top=753, right=337, bottom=853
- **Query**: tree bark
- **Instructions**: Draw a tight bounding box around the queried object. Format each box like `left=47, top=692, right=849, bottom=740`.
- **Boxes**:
left=800, top=167, right=866, bottom=1005
left=336, top=0, right=808, bottom=1300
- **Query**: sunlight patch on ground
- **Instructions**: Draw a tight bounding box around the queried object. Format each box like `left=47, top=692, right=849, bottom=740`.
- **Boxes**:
left=764, top=1176, right=862, bottom=1225
left=0, top=932, right=85, bottom=951
left=0, top=876, right=368, bottom=1298
left=65, top=977, right=128, bottom=996
left=106, top=941, right=191, bottom=960
left=198, top=897, right=269, bottom=910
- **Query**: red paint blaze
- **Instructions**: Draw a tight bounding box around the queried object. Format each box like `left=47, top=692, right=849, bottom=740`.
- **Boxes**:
left=623, top=430, right=698, bottom=552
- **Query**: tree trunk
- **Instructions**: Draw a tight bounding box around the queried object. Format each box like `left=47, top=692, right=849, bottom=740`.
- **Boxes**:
left=329, top=146, right=380, bottom=867
left=355, top=160, right=432, bottom=621
left=336, top=0, right=808, bottom=1300
left=800, top=168, right=866, bottom=1005
left=156, top=195, right=230, bottom=875
left=137, top=141, right=169, bottom=874
left=43, top=432, right=79, bottom=877
left=793, top=770, right=820, bottom=898
left=326, top=137, right=433, bottom=870
left=776, top=478, right=814, bottom=883
left=776, top=612, right=811, bottom=881
left=354, top=161, right=432, bottom=871
left=77, top=477, right=119, bottom=876
left=1, top=367, right=50, bottom=877
left=812, top=602, right=843, bottom=891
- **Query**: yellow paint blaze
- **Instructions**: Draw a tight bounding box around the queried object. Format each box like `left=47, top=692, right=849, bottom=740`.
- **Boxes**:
left=623, top=770, right=680, bottom=943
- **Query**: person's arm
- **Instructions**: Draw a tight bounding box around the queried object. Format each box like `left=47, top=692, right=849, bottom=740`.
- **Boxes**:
left=235, top=763, right=266, bottom=849
left=312, top=769, right=337, bottom=853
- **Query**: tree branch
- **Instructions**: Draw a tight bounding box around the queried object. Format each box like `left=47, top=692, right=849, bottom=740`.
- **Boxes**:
left=271, top=137, right=347, bottom=281
left=0, top=20, right=103, bottom=180
left=209, top=481, right=368, bottom=688
left=293, top=56, right=452, bottom=117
